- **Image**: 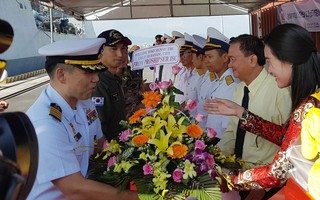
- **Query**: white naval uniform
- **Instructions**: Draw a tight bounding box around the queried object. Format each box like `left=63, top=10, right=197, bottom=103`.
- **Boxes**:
left=185, top=69, right=206, bottom=116
left=160, top=63, right=174, bottom=82
left=205, top=68, right=240, bottom=138
left=195, top=71, right=219, bottom=129
left=26, top=84, right=103, bottom=200
left=173, top=64, right=187, bottom=103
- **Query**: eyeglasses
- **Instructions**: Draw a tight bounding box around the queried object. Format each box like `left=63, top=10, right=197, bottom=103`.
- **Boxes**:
left=0, top=59, right=6, bottom=69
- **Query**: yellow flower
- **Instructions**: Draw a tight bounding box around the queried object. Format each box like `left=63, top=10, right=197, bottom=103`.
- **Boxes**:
left=141, top=91, right=162, bottom=108
left=186, top=124, right=203, bottom=139
left=133, top=116, right=167, bottom=138
left=183, top=160, right=197, bottom=179
left=114, top=160, right=138, bottom=173
left=148, top=130, right=172, bottom=155
left=129, top=108, right=146, bottom=124
left=166, top=114, right=186, bottom=141
left=152, top=171, right=171, bottom=194
left=103, top=139, right=122, bottom=154
left=139, top=152, right=147, bottom=161
left=156, top=95, right=174, bottom=120
left=226, top=154, right=237, bottom=163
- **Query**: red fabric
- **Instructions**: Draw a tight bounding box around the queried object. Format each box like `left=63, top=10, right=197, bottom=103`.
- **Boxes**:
left=130, top=181, right=137, bottom=191
left=269, top=178, right=313, bottom=200
left=230, top=95, right=320, bottom=190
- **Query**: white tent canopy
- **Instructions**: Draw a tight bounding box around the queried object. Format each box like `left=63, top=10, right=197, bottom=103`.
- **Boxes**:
left=30, top=0, right=288, bottom=21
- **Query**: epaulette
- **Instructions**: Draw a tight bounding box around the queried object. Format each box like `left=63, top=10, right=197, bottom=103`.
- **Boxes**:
left=49, top=103, right=62, bottom=122
left=209, top=72, right=216, bottom=82
left=197, top=69, right=205, bottom=76
left=225, top=75, right=234, bottom=86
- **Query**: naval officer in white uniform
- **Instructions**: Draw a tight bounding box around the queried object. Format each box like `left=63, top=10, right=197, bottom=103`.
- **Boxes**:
left=26, top=38, right=139, bottom=200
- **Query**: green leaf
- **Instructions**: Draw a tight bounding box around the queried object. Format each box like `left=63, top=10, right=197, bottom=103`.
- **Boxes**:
left=173, top=86, right=184, bottom=95
left=120, top=147, right=135, bottom=160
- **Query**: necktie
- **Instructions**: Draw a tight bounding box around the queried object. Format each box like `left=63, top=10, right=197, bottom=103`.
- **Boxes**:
left=235, top=86, right=249, bottom=159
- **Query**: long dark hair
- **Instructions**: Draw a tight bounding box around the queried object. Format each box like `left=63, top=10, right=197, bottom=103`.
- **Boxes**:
left=264, top=23, right=320, bottom=111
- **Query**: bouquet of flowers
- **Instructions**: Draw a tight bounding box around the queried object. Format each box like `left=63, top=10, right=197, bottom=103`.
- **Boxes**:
left=89, top=79, right=222, bottom=199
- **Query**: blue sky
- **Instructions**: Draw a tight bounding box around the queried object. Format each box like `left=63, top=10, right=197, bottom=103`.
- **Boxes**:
left=92, top=15, right=250, bottom=47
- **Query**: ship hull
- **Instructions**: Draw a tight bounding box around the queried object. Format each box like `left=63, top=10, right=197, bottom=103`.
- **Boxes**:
left=0, top=0, right=95, bottom=77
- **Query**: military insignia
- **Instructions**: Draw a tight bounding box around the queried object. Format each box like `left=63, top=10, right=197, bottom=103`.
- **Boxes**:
left=197, top=69, right=205, bottom=76
left=69, top=123, right=82, bottom=142
left=49, top=103, right=62, bottom=122
left=91, top=97, right=104, bottom=106
left=74, top=132, right=82, bottom=142
left=209, top=72, right=216, bottom=82
left=86, top=109, right=98, bottom=125
left=112, top=92, right=120, bottom=102
left=225, top=75, right=234, bottom=86
left=110, top=30, right=122, bottom=39
left=206, top=36, right=210, bottom=43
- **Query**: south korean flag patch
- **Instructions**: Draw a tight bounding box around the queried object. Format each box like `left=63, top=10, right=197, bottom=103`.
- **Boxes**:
left=91, top=97, right=104, bottom=106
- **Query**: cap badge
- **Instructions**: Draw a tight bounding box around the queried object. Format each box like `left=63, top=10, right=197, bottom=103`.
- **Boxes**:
left=110, top=30, right=122, bottom=39
left=206, top=36, right=210, bottom=43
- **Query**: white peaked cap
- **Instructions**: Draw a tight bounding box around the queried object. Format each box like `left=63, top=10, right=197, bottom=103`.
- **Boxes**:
left=205, top=27, right=230, bottom=52
left=175, top=38, right=185, bottom=47
left=172, top=31, right=184, bottom=40
left=39, top=38, right=107, bottom=72
left=163, top=33, right=173, bottom=43
left=192, top=35, right=206, bottom=49
left=184, top=32, right=193, bottom=43
left=163, top=33, right=172, bottom=39
left=39, top=38, right=106, bottom=56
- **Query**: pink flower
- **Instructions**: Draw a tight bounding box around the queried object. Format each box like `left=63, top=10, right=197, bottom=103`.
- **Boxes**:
left=102, top=140, right=109, bottom=150
left=186, top=99, right=197, bottom=110
left=206, top=127, right=217, bottom=139
left=157, top=81, right=171, bottom=89
left=173, top=168, right=183, bottom=183
left=119, top=129, right=132, bottom=142
left=206, top=154, right=215, bottom=168
left=107, top=156, right=117, bottom=168
left=149, top=82, right=158, bottom=92
left=195, top=113, right=206, bottom=122
left=172, top=65, right=182, bottom=75
left=143, top=163, right=153, bottom=175
left=195, top=140, right=206, bottom=151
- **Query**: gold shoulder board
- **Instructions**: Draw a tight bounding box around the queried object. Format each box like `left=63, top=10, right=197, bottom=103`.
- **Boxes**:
left=210, top=72, right=216, bottom=82
left=49, top=103, right=62, bottom=122
left=225, top=75, right=234, bottom=86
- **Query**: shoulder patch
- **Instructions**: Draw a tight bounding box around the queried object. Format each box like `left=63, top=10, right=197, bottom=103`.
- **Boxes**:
left=197, top=69, right=205, bottom=76
left=225, top=75, right=234, bottom=86
left=209, top=72, right=216, bottom=82
left=49, top=103, right=62, bottom=122
left=91, top=97, right=104, bottom=106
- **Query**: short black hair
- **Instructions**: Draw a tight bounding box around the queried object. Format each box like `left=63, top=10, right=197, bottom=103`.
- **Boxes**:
left=230, top=34, right=265, bottom=66
left=155, top=34, right=162, bottom=40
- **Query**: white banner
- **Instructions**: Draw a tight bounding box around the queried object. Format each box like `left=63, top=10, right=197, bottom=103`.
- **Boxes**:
left=131, top=44, right=180, bottom=70
left=278, top=0, right=320, bottom=32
